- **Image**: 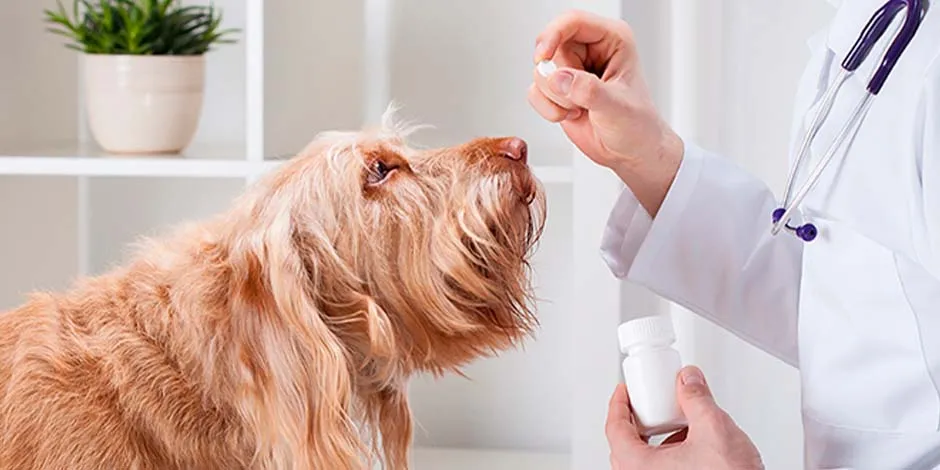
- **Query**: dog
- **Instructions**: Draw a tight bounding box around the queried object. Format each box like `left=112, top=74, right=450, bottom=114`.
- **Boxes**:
left=0, top=108, right=546, bottom=470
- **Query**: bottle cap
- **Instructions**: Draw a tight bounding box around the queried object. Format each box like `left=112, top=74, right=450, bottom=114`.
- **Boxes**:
left=618, top=315, right=676, bottom=354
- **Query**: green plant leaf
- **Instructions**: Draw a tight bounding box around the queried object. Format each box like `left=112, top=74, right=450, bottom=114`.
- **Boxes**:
left=43, top=0, right=238, bottom=55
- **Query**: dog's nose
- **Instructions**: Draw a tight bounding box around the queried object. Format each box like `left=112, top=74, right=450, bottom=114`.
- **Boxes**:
left=499, top=137, right=528, bottom=163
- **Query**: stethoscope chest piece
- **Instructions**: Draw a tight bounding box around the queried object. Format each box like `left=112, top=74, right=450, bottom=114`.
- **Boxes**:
left=772, top=208, right=818, bottom=242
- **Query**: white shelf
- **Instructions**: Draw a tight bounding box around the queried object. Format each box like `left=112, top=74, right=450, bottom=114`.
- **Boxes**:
left=0, top=156, right=258, bottom=179
left=0, top=143, right=573, bottom=182
left=0, top=141, right=248, bottom=161
left=0, top=156, right=572, bottom=183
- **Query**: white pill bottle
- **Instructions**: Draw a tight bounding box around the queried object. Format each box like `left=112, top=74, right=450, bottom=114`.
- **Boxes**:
left=618, top=314, right=688, bottom=437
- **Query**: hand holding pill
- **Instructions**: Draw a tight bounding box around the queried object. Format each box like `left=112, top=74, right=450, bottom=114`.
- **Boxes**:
left=528, top=10, right=683, bottom=218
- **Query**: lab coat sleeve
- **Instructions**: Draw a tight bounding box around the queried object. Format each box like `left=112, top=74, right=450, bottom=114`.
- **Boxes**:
left=601, top=142, right=804, bottom=367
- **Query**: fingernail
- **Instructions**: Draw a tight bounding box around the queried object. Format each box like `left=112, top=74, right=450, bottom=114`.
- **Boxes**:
left=681, top=367, right=704, bottom=386
left=551, top=71, right=573, bottom=95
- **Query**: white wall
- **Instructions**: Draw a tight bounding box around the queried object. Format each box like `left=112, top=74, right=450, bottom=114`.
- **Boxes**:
left=263, top=0, right=365, bottom=157
left=0, top=177, right=77, bottom=311
left=387, top=0, right=574, bottom=166
left=87, top=178, right=245, bottom=274
left=0, top=0, right=77, bottom=149
left=621, top=1, right=836, bottom=469
left=185, top=0, right=246, bottom=149
left=0, top=0, right=79, bottom=311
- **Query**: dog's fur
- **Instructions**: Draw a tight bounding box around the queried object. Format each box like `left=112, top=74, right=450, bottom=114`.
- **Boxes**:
left=0, top=109, right=546, bottom=469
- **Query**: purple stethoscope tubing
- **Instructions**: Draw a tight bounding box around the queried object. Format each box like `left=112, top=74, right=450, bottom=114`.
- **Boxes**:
left=771, top=0, right=925, bottom=242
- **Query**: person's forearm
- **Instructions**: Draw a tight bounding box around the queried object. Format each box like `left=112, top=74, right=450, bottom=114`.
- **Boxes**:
left=612, top=129, right=684, bottom=218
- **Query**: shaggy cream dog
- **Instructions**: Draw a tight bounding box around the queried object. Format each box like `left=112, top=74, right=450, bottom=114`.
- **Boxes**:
left=0, top=111, right=546, bottom=470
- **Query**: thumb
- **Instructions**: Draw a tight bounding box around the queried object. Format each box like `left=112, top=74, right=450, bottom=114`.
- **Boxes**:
left=605, top=383, right=649, bottom=461
left=676, top=366, right=726, bottom=428
left=547, top=68, right=617, bottom=112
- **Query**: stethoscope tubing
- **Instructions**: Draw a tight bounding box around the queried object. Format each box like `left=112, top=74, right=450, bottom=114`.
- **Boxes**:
left=771, top=0, right=924, bottom=241
left=772, top=87, right=873, bottom=236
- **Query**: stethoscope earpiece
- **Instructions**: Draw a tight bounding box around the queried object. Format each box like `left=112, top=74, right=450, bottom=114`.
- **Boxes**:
left=773, top=208, right=818, bottom=242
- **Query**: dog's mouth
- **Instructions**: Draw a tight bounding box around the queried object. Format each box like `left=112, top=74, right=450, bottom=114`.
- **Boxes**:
left=512, top=165, right=539, bottom=206
left=472, top=195, right=542, bottom=277
left=488, top=155, right=539, bottom=206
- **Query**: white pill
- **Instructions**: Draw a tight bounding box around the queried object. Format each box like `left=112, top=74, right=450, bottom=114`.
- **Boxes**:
left=537, top=60, right=557, bottom=77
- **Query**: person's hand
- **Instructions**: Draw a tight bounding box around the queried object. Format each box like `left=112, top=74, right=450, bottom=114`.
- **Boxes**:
left=529, top=10, right=683, bottom=216
left=606, top=366, right=764, bottom=470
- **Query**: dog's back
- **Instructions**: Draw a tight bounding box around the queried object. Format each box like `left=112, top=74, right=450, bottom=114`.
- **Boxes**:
left=0, top=268, right=250, bottom=470
left=0, top=292, right=142, bottom=468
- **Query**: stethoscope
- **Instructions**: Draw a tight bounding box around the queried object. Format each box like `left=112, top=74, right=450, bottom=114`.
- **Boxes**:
left=771, top=0, right=925, bottom=242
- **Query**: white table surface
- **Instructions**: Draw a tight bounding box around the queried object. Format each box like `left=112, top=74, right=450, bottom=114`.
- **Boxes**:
left=408, top=447, right=570, bottom=470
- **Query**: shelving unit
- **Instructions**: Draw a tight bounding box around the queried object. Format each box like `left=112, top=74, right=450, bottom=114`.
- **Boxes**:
left=0, top=0, right=623, bottom=468
left=0, top=154, right=573, bottom=182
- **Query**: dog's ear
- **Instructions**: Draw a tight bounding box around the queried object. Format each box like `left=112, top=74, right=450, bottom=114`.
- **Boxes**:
left=226, top=208, right=365, bottom=469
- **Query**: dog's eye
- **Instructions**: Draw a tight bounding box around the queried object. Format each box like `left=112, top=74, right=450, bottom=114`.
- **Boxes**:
left=366, top=160, right=396, bottom=185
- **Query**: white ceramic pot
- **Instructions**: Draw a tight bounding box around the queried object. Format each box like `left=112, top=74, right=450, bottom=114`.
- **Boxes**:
left=83, top=54, right=205, bottom=155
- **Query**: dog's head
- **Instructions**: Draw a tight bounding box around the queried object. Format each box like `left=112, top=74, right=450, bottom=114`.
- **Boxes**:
left=233, top=107, right=546, bottom=375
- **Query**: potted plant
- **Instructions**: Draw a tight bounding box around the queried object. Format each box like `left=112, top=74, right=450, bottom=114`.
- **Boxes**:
left=44, top=0, right=238, bottom=155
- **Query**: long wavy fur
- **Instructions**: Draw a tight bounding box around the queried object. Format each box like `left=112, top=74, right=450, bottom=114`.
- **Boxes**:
left=0, top=106, right=546, bottom=469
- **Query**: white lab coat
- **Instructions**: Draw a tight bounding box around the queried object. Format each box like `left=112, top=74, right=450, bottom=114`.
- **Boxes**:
left=600, top=0, right=940, bottom=468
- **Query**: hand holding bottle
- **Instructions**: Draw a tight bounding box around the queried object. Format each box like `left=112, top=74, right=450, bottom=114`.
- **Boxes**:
left=606, top=366, right=765, bottom=470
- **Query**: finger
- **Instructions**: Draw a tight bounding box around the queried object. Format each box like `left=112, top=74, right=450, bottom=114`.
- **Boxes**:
left=605, top=383, right=647, bottom=460
left=527, top=83, right=581, bottom=123
left=553, top=42, right=588, bottom=70
left=534, top=9, right=614, bottom=62
left=676, top=366, right=730, bottom=435
left=531, top=43, right=588, bottom=112
left=539, top=67, right=620, bottom=113
left=533, top=66, right=576, bottom=111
